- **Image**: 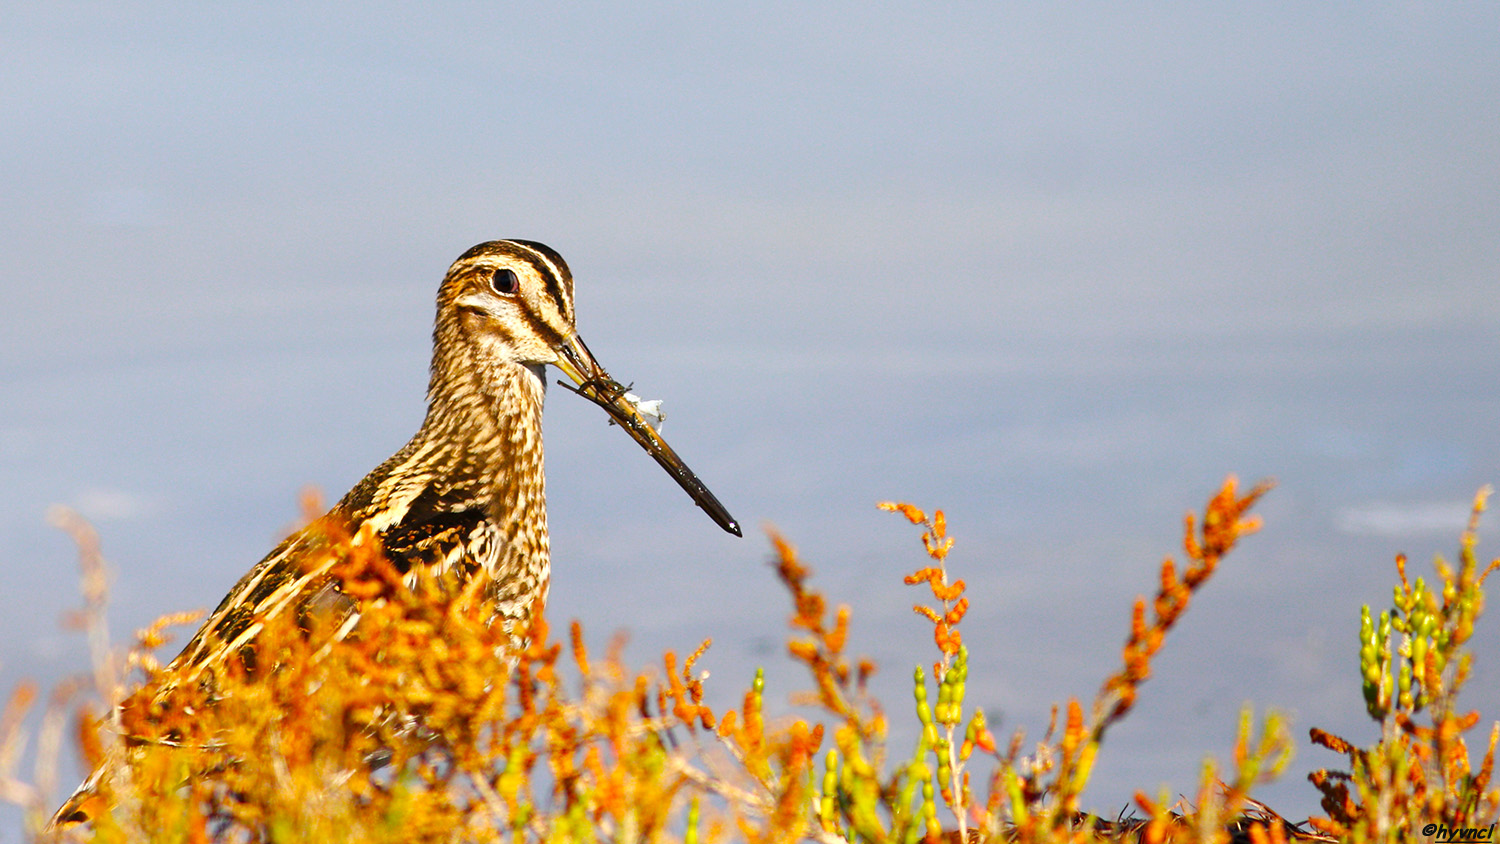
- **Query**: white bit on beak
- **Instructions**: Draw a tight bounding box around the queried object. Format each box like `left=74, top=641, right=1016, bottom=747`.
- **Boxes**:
left=623, top=393, right=666, bottom=431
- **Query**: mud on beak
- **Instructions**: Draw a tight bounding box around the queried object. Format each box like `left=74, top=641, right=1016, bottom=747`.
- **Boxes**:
left=553, top=333, right=742, bottom=537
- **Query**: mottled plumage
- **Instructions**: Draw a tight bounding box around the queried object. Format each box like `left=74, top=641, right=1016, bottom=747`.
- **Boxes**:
left=50, top=239, right=739, bottom=829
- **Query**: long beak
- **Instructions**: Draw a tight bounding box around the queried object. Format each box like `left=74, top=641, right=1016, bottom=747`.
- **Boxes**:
left=553, top=333, right=742, bottom=537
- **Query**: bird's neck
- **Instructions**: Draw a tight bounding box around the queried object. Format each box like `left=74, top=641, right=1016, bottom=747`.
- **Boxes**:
left=422, top=357, right=548, bottom=522
left=399, top=355, right=552, bottom=620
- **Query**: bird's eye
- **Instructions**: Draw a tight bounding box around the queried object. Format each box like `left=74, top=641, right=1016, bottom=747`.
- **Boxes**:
left=490, top=268, right=519, bottom=295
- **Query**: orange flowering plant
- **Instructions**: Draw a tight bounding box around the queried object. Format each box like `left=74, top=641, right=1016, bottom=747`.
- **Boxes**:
left=2, top=478, right=1495, bottom=843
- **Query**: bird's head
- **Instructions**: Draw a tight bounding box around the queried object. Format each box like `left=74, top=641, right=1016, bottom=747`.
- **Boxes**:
left=437, top=239, right=578, bottom=369
left=434, top=240, right=741, bottom=536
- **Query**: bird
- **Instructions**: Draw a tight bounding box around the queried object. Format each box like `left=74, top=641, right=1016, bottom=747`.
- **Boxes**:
left=49, top=239, right=741, bottom=829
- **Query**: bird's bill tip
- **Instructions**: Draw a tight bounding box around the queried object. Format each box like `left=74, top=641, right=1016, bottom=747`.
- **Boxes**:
left=553, top=333, right=742, bottom=537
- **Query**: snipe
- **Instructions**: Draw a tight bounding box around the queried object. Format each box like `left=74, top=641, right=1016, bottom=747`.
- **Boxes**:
left=50, top=239, right=739, bottom=828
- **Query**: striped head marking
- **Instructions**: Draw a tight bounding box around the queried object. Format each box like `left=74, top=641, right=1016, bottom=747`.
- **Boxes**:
left=439, top=240, right=577, bottom=368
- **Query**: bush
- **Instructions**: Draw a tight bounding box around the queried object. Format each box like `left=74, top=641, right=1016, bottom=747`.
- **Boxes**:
left=3, top=478, right=1496, bottom=842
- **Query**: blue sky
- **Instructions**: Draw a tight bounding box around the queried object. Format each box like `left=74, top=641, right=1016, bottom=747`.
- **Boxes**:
left=3, top=2, right=1498, bottom=821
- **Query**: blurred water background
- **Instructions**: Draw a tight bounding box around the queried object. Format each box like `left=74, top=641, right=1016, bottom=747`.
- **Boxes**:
left=3, top=3, right=1498, bottom=829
